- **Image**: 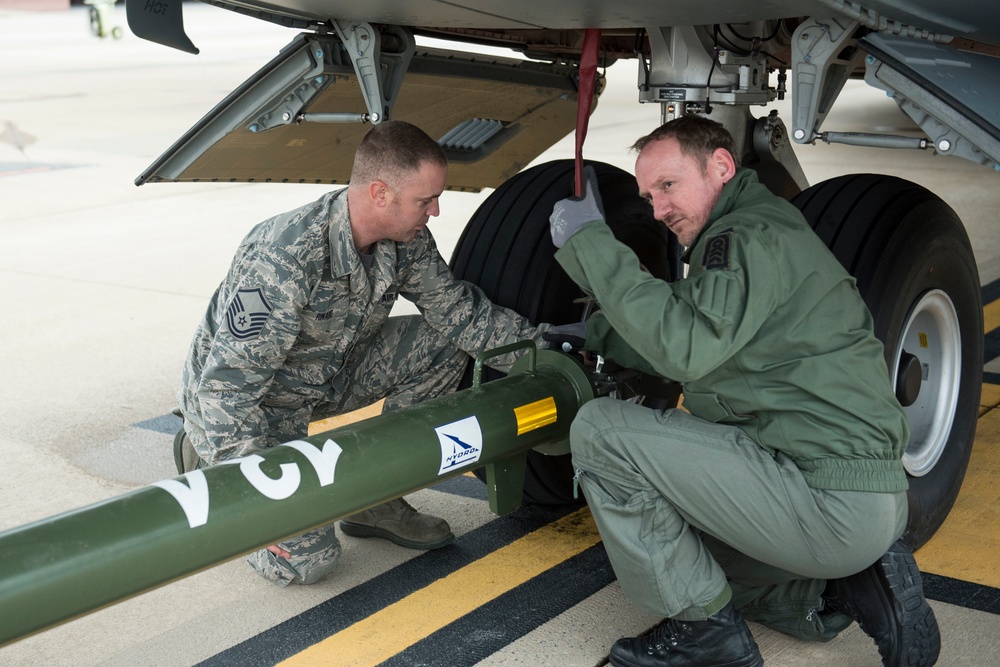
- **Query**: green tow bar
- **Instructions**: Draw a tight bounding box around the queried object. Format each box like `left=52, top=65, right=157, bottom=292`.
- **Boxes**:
left=0, top=343, right=594, bottom=647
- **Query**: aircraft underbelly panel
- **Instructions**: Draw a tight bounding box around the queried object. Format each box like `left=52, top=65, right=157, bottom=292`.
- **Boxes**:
left=208, top=0, right=818, bottom=29
left=137, top=35, right=590, bottom=191
left=205, top=0, right=1000, bottom=44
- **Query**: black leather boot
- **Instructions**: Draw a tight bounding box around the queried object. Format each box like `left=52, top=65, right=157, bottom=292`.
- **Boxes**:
left=824, top=539, right=940, bottom=666
left=608, top=601, right=763, bottom=667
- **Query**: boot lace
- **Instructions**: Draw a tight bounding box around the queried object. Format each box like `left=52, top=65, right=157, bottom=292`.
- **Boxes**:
left=645, top=618, right=693, bottom=654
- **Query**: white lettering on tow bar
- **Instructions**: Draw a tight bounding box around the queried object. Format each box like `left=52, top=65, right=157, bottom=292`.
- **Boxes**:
left=152, top=438, right=344, bottom=529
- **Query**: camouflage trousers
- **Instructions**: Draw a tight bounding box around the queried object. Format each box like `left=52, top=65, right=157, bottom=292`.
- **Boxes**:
left=178, top=315, right=469, bottom=586
left=570, top=398, right=907, bottom=639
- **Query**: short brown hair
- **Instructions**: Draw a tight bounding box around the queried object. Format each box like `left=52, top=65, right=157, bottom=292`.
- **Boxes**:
left=631, top=115, right=740, bottom=169
left=351, top=120, right=448, bottom=187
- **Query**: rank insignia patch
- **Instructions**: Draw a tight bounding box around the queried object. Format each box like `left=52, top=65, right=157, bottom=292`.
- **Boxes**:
left=702, top=229, right=733, bottom=270
left=226, top=287, right=273, bottom=340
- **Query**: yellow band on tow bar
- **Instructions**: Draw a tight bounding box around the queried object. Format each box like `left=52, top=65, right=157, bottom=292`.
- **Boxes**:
left=514, top=396, right=558, bottom=435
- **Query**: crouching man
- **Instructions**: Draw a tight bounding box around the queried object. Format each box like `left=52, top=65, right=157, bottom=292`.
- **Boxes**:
left=545, top=115, right=940, bottom=667
left=176, top=120, right=548, bottom=586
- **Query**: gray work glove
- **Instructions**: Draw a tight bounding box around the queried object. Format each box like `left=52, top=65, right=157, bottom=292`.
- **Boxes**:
left=549, top=166, right=605, bottom=248
left=542, top=321, right=588, bottom=353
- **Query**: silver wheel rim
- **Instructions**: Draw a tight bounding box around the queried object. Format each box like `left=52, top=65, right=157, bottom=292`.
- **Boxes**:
left=894, top=289, right=961, bottom=476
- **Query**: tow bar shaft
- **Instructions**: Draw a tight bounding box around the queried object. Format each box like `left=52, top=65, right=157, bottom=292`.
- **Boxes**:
left=0, top=344, right=593, bottom=646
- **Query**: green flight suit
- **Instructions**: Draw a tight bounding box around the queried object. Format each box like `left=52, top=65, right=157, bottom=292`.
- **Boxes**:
left=556, top=169, right=909, bottom=639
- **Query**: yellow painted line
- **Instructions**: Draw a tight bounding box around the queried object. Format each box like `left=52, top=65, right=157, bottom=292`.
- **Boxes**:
left=278, top=508, right=601, bottom=667
left=985, top=298, right=1000, bottom=335
left=916, top=385, right=1000, bottom=588
left=980, top=383, right=1000, bottom=412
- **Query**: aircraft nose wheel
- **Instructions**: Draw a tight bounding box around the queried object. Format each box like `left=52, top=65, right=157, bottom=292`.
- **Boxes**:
left=793, top=174, right=982, bottom=548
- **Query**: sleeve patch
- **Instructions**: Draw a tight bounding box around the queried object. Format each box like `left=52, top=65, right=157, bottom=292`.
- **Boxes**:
left=226, top=286, right=273, bottom=340
left=702, top=231, right=732, bottom=271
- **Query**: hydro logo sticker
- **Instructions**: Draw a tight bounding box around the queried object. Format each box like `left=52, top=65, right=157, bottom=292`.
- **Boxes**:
left=435, top=416, right=483, bottom=475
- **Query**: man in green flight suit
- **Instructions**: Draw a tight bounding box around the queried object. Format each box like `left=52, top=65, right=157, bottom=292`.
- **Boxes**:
left=544, top=115, right=940, bottom=667
left=176, top=120, right=547, bottom=587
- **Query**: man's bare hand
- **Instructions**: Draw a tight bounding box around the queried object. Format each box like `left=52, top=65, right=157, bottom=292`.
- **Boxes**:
left=267, top=544, right=291, bottom=559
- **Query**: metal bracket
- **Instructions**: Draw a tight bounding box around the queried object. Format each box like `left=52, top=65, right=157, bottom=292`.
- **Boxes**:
left=884, top=94, right=995, bottom=167
left=332, top=21, right=415, bottom=124
left=862, top=48, right=1000, bottom=169
left=485, top=454, right=527, bottom=516
left=638, top=25, right=772, bottom=112
left=752, top=110, right=810, bottom=192
left=638, top=26, right=717, bottom=107
left=247, top=38, right=328, bottom=133
left=790, top=17, right=863, bottom=143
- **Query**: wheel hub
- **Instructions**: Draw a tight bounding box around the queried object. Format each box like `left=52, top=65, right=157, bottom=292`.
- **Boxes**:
left=895, top=351, right=923, bottom=407
left=894, top=289, right=961, bottom=477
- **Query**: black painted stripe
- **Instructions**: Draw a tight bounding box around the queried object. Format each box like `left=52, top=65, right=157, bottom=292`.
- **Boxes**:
left=982, top=277, right=1000, bottom=307
left=197, top=501, right=581, bottom=667
left=985, top=332, right=1000, bottom=367
left=379, top=543, right=616, bottom=667
left=984, top=277, right=1000, bottom=365
left=924, top=573, right=1000, bottom=615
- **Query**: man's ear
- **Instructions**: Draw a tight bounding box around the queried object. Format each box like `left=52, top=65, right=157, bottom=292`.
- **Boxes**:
left=369, top=180, right=389, bottom=207
left=712, top=148, right=737, bottom=182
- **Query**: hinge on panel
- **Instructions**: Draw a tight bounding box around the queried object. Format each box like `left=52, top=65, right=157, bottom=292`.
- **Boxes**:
left=247, top=22, right=416, bottom=134
left=790, top=17, right=863, bottom=143
left=331, top=21, right=415, bottom=124
left=247, top=38, right=329, bottom=133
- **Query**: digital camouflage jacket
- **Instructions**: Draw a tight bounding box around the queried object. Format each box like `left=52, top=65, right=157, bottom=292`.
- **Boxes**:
left=180, top=188, right=542, bottom=463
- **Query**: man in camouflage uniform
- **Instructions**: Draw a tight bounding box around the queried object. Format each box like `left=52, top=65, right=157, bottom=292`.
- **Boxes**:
left=175, top=120, right=547, bottom=587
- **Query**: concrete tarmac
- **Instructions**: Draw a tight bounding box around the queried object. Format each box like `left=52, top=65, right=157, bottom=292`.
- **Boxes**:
left=1, top=4, right=998, bottom=666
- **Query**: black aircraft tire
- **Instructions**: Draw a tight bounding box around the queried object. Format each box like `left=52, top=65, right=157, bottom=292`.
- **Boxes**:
left=792, top=174, right=982, bottom=549
left=450, top=159, right=676, bottom=505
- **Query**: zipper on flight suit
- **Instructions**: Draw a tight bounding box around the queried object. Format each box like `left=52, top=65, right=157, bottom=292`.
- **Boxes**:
left=572, top=468, right=584, bottom=500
